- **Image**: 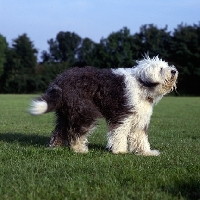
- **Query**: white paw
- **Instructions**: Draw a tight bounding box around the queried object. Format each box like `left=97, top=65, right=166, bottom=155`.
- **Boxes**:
left=71, top=146, right=89, bottom=153
left=106, top=144, right=128, bottom=154
left=112, top=150, right=128, bottom=154
left=138, top=149, right=160, bottom=156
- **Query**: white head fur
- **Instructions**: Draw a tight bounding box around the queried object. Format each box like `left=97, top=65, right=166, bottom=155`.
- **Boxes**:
left=133, top=55, right=178, bottom=102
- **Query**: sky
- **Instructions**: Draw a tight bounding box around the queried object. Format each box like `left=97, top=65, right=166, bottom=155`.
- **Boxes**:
left=0, top=0, right=199, bottom=58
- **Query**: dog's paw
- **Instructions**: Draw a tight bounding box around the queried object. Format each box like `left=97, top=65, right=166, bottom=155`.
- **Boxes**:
left=71, top=146, right=89, bottom=153
left=138, top=149, right=160, bottom=156
left=112, top=151, right=128, bottom=154
left=106, top=145, right=128, bottom=154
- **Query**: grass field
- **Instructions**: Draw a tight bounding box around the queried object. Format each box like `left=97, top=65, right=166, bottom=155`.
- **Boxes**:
left=0, top=95, right=200, bottom=200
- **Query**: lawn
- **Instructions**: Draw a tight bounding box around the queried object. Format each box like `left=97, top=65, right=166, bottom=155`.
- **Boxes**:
left=0, top=95, right=200, bottom=200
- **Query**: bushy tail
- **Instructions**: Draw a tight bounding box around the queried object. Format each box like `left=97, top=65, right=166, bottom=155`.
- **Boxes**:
left=29, top=86, right=62, bottom=116
left=29, top=99, right=48, bottom=115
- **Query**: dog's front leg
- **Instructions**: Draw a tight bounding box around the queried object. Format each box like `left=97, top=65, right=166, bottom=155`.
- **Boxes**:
left=128, top=128, right=160, bottom=156
left=106, top=116, right=136, bottom=154
left=106, top=129, right=128, bottom=154
left=106, top=119, right=133, bottom=154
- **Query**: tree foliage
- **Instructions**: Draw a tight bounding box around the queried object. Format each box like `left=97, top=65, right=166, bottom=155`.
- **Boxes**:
left=41, top=31, right=82, bottom=64
left=135, top=24, right=172, bottom=59
left=0, top=23, right=200, bottom=95
left=1, top=34, right=38, bottom=93
left=98, top=27, right=137, bottom=68
left=0, top=35, right=7, bottom=77
left=76, top=37, right=96, bottom=67
left=169, top=23, right=200, bottom=94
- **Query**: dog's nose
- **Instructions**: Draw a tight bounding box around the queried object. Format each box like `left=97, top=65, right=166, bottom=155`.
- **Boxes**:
left=171, top=70, right=176, bottom=75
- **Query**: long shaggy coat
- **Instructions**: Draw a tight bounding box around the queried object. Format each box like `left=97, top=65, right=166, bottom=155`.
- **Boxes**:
left=29, top=56, right=178, bottom=155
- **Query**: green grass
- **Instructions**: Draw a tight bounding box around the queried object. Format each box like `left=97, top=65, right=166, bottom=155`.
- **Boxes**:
left=0, top=95, right=200, bottom=200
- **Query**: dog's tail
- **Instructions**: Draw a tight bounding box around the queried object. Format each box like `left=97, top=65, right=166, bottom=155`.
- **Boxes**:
left=29, top=86, right=62, bottom=116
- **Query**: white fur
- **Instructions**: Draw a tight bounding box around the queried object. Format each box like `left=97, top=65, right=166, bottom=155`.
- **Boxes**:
left=29, top=100, right=48, bottom=115
left=70, top=124, right=97, bottom=153
left=107, top=56, right=178, bottom=155
left=106, top=116, right=133, bottom=154
left=70, top=135, right=89, bottom=153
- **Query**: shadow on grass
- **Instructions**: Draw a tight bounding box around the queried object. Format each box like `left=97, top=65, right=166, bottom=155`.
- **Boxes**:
left=0, top=133, right=107, bottom=152
left=163, top=178, right=200, bottom=200
left=0, top=132, right=50, bottom=147
left=89, top=143, right=107, bottom=152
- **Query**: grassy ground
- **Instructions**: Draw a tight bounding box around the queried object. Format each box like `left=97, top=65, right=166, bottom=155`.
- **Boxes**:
left=0, top=95, right=200, bottom=200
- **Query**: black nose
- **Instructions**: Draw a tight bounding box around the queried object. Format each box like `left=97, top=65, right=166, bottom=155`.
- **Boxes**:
left=171, top=70, right=176, bottom=75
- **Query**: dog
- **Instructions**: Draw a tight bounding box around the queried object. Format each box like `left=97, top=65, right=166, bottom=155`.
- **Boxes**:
left=29, top=56, right=178, bottom=155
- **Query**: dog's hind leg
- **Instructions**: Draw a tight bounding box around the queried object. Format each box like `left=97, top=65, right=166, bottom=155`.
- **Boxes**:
left=67, top=101, right=100, bottom=153
left=49, top=111, right=70, bottom=147
left=49, top=131, right=67, bottom=147
left=70, top=134, right=89, bottom=153
left=70, top=123, right=97, bottom=153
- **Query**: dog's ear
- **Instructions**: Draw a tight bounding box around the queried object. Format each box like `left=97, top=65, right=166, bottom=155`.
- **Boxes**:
left=138, top=78, right=159, bottom=87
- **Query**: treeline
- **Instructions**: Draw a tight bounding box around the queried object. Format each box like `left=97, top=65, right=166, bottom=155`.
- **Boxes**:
left=0, top=23, right=200, bottom=95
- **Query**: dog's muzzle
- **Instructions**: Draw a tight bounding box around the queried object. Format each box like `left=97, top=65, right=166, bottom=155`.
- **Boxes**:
left=171, top=70, right=176, bottom=75
left=171, top=69, right=177, bottom=79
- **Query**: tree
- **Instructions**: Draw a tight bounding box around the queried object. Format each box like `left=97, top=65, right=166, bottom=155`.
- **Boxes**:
left=1, top=34, right=38, bottom=93
left=171, top=23, right=200, bottom=74
left=12, top=33, right=37, bottom=70
left=134, top=24, right=172, bottom=59
left=42, top=31, right=82, bottom=64
left=0, top=35, right=7, bottom=77
left=76, top=37, right=96, bottom=66
left=95, top=27, right=137, bottom=68
left=1, top=24, right=200, bottom=95
left=170, top=23, right=200, bottom=95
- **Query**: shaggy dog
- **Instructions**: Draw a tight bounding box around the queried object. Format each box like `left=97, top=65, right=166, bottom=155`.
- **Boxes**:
left=29, top=56, right=178, bottom=155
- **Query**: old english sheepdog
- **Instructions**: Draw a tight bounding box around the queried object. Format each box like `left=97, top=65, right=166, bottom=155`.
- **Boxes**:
left=29, top=56, right=178, bottom=155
